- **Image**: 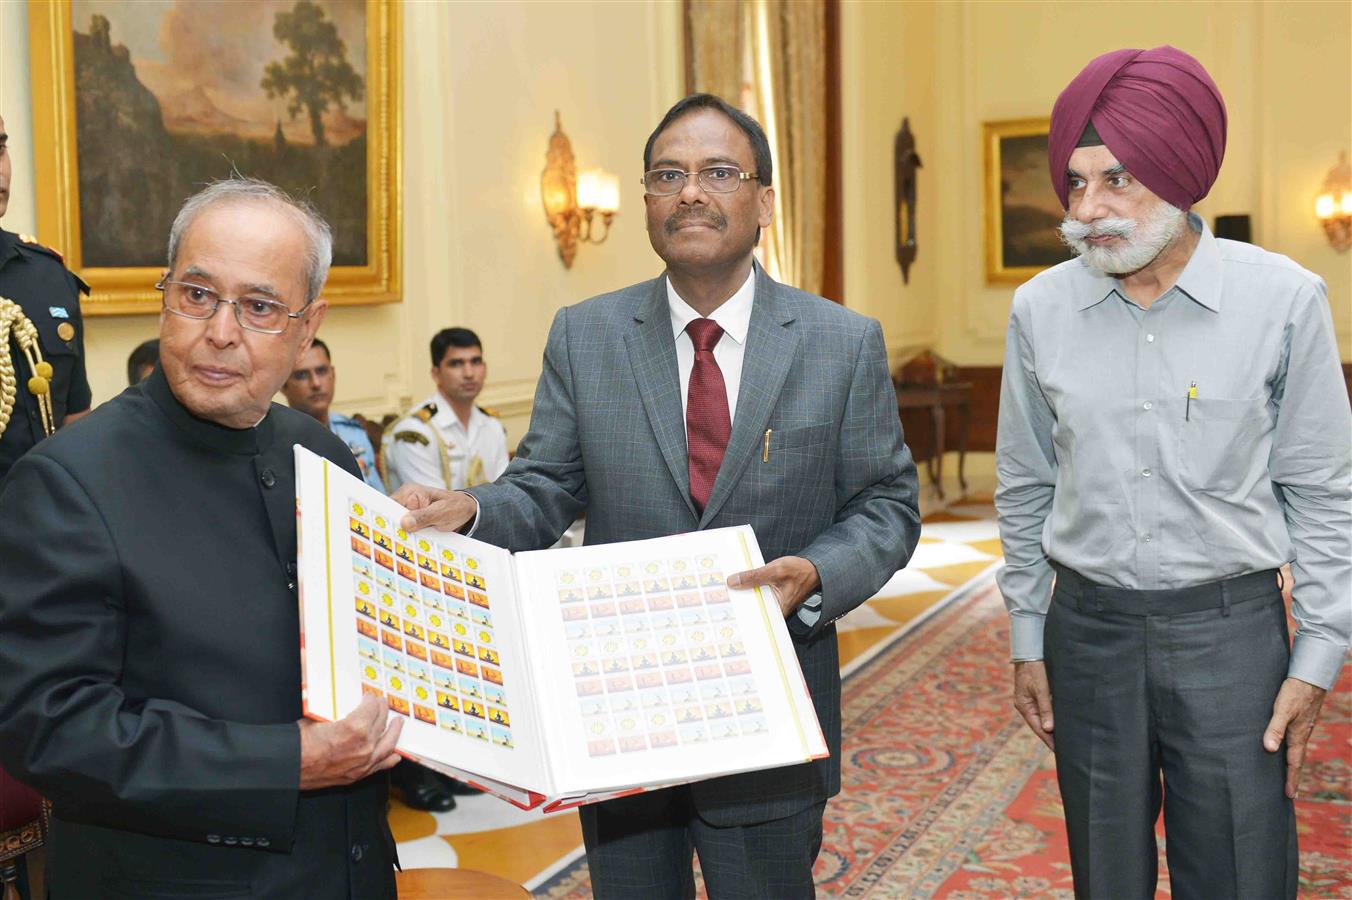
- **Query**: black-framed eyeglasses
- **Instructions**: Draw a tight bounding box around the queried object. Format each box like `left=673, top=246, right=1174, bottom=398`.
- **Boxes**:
left=641, top=165, right=759, bottom=196
left=155, top=279, right=311, bottom=335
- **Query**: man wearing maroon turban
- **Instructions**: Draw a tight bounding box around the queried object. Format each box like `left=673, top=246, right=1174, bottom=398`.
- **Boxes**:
left=996, top=46, right=1350, bottom=900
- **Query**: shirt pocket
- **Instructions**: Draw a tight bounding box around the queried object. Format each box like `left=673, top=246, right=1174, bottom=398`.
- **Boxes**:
left=1178, top=397, right=1265, bottom=494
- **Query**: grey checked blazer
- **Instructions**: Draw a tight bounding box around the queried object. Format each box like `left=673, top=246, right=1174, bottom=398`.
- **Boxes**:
left=468, top=265, right=920, bottom=826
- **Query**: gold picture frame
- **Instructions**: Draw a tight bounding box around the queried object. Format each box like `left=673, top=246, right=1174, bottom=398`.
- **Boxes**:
left=983, top=117, right=1074, bottom=285
left=27, top=0, right=401, bottom=315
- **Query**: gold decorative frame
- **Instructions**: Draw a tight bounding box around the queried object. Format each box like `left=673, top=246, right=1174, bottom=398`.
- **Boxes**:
left=27, top=0, right=401, bottom=315
left=983, top=117, right=1073, bottom=285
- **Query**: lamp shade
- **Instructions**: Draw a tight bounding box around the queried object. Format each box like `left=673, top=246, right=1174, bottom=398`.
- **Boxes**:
left=577, top=170, right=620, bottom=213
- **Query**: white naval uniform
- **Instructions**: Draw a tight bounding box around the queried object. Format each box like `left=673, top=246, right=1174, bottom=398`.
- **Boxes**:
left=382, top=394, right=509, bottom=493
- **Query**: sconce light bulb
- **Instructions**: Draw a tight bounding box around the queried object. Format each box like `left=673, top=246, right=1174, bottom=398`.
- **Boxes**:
left=1341, top=191, right=1352, bottom=215
left=1316, top=194, right=1336, bottom=219
left=577, top=169, right=605, bottom=211
left=597, top=173, right=621, bottom=214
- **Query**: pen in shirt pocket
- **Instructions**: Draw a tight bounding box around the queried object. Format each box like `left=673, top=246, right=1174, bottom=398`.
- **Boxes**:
left=1185, top=381, right=1197, bottom=421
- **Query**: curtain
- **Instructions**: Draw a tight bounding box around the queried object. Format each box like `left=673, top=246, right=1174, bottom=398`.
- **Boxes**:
left=684, top=0, right=829, bottom=296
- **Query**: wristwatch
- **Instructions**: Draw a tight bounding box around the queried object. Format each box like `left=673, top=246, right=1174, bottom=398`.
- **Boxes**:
left=787, top=592, right=823, bottom=637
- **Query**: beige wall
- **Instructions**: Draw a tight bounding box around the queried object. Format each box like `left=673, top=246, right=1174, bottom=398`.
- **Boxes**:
left=1, top=0, right=683, bottom=444
left=840, top=0, right=939, bottom=362
left=843, top=0, right=1351, bottom=368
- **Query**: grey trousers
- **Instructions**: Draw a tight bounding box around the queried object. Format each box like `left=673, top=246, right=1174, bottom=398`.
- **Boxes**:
left=579, top=785, right=825, bottom=899
left=1044, top=565, right=1297, bottom=900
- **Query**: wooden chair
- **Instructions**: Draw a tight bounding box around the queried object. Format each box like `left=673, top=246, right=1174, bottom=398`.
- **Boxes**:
left=0, top=769, right=46, bottom=900
left=354, top=412, right=398, bottom=485
left=395, top=867, right=529, bottom=899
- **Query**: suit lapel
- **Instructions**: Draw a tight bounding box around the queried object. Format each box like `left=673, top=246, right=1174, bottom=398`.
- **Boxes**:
left=699, top=267, right=799, bottom=527
left=623, top=277, right=698, bottom=518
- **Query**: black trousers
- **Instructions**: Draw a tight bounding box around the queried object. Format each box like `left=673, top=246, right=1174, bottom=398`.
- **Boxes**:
left=1044, top=565, right=1297, bottom=900
left=579, top=785, right=825, bottom=899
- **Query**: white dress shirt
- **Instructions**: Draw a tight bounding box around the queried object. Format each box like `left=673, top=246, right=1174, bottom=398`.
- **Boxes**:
left=383, top=394, right=509, bottom=493
left=667, top=266, right=755, bottom=429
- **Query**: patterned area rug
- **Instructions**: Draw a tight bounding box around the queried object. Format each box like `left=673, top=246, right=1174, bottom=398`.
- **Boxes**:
left=536, top=578, right=1352, bottom=898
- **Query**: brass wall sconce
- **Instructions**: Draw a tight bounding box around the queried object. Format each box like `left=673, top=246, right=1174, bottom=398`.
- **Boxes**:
left=540, top=111, right=619, bottom=268
left=1314, top=151, right=1351, bottom=253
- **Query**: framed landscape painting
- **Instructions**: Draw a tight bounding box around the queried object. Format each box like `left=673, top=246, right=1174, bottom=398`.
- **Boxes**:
left=982, top=117, right=1074, bottom=285
left=28, top=0, right=401, bottom=314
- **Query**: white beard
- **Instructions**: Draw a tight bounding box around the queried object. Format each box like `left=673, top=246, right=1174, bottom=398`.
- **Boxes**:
left=1060, top=201, right=1186, bottom=275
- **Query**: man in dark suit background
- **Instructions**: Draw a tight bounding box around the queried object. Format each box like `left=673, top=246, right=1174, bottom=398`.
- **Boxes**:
left=396, top=95, right=920, bottom=898
left=0, top=178, right=402, bottom=898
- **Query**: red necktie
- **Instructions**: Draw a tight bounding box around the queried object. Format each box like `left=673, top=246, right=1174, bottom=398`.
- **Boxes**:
left=685, top=318, right=731, bottom=513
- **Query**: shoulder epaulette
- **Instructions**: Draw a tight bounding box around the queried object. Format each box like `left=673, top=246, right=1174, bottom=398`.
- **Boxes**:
left=19, top=235, right=65, bottom=264
left=393, top=430, right=429, bottom=446
left=16, top=235, right=89, bottom=294
left=413, top=402, right=437, bottom=423
left=478, top=405, right=500, bottom=419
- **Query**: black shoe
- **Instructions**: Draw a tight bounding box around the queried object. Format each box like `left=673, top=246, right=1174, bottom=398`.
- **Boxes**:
left=391, top=761, right=456, bottom=812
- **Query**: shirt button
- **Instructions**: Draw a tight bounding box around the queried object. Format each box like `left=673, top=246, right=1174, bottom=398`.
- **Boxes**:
left=1143, top=401, right=1153, bottom=410
left=1146, top=334, right=1156, bottom=343
left=1143, top=533, right=1153, bottom=543
left=260, top=469, right=277, bottom=489
left=351, top=843, right=364, bottom=863
left=1142, top=468, right=1152, bottom=477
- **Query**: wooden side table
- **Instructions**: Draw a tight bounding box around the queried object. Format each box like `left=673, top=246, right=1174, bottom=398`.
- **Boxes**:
left=896, top=382, right=973, bottom=499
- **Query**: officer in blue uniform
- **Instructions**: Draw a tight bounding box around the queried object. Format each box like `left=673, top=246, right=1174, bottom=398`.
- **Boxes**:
left=0, top=116, right=91, bottom=482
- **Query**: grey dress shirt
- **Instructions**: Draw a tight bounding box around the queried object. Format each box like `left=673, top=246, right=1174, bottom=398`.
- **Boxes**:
left=995, top=216, right=1351, bottom=690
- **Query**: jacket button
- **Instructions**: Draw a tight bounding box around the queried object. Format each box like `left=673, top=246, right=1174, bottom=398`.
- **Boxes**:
left=260, top=469, right=277, bottom=488
left=350, top=843, right=364, bottom=863
left=286, top=561, right=297, bottom=577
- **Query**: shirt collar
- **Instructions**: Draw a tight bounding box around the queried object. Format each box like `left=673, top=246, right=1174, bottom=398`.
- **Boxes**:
left=0, top=229, right=20, bottom=267
left=1074, top=213, right=1220, bottom=313
left=430, top=393, right=479, bottom=431
left=145, top=363, right=273, bottom=456
left=666, top=265, right=756, bottom=346
left=1171, top=214, right=1222, bottom=313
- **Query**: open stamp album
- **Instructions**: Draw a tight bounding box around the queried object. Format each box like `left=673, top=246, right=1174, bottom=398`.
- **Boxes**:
left=295, top=446, right=827, bottom=811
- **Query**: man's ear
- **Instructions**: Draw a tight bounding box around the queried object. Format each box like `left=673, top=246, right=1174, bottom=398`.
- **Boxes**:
left=298, top=299, right=328, bottom=353
left=758, top=186, right=775, bottom=228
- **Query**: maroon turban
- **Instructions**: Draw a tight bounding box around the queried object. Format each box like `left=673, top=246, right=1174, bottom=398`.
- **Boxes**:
left=1048, top=46, right=1227, bottom=210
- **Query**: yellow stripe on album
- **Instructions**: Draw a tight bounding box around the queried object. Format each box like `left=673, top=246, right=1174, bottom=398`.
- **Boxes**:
left=324, top=463, right=338, bottom=716
left=738, top=530, right=810, bottom=758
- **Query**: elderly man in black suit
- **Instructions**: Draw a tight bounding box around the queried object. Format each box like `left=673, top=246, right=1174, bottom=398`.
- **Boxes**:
left=0, top=178, right=403, bottom=899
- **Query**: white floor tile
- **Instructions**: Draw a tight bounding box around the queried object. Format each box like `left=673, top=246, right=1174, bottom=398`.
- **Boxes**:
left=917, top=519, right=1002, bottom=543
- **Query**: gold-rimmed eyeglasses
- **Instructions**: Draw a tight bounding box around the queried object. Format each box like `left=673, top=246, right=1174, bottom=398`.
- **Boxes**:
left=155, top=280, right=311, bottom=335
left=642, top=165, right=759, bottom=196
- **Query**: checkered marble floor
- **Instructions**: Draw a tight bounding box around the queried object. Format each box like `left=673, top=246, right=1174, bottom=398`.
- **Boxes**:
left=389, top=497, right=1003, bottom=890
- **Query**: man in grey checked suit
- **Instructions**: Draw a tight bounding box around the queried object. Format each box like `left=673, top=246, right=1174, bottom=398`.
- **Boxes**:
left=395, top=94, right=920, bottom=897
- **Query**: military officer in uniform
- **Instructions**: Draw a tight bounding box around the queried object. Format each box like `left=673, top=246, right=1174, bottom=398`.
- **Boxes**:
left=383, top=327, right=508, bottom=493
left=0, top=113, right=91, bottom=481
left=281, top=337, right=385, bottom=491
